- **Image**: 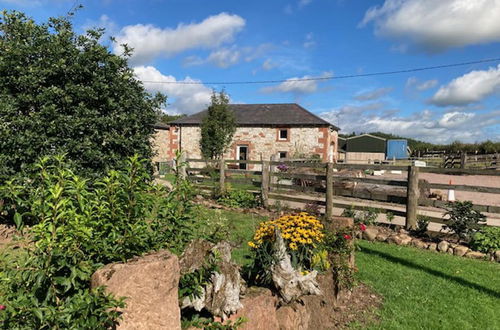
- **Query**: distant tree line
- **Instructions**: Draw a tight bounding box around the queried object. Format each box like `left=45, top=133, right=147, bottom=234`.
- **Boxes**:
left=339, top=132, right=500, bottom=155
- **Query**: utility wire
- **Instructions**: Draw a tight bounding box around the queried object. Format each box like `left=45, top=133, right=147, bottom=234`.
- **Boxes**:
left=141, top=57, right=500, bottom=85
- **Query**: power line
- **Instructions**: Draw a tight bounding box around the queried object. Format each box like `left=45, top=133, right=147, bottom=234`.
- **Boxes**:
left=141, top=57, right=500, bottom=85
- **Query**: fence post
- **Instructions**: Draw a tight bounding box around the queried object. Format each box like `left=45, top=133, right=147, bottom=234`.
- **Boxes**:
left=219, top=157, right=226, bottom=195
left=326, top=162, right=334, bottom=220
left=460, top=152, right=467, bottom=169
left=261, top=160, right=270, bottom=208
left=406, top=165, right=419, bottom=230
left=270, top=154, right=277, bottom=192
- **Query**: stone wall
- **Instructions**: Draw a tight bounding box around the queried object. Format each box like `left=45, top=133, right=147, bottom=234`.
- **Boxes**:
left=151, top=128, right=171, bottom=163
left=177, top=126, right=338, bottom=163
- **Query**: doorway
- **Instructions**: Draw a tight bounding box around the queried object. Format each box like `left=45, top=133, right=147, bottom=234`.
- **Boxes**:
left=237, top=145, right=249, bottom=170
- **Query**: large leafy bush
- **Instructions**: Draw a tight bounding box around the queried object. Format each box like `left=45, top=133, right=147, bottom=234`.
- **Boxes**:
left=0, top=11, right=165, bottom=180
left=0, top=155, right=196, bottom=328
left=443, top=201, right=486, bottom=242
left=470, top=227, right=500, bottom=253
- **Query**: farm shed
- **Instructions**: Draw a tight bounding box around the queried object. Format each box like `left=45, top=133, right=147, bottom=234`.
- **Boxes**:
left=386, top=139, right=409, bottom=160
left=168, top=103, right=340, bottom=168
left=344, top=134, right=386, bottom=163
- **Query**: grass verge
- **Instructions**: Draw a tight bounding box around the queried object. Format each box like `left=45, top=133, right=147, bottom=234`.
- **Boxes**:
left=356, top=240, right=500, bottom=329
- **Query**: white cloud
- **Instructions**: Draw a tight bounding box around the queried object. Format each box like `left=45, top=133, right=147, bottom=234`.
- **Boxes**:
left=406, top=77, right=438, bottom=91
left=113, top=13, right=245, bottom=64
left=133, top=66, right=212, bottom=115
left=361, top=0, right=500, bottom=53
left=354, top=87, right=393, bottom=101
left=320, top=104, right=500, bottom=143
left=299, top=0, right=312, bottom=7
left=183, top=43, right=272, bottom=68
left=303, top=32, right=316, bottom=48
left=430, top=65, right=500, bottom=106
left=261, top=72, right=331, bottom=94
left=262, top=59, right=275, bottom=71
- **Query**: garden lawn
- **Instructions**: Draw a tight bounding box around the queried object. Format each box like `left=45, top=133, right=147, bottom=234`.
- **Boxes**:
left=356, top=240, right=500, bottom=330
left=197, top=208, right=500, bottom=329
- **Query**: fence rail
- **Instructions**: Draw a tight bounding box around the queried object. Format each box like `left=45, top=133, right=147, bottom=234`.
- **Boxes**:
left=182, top=157, right=500, bottom=230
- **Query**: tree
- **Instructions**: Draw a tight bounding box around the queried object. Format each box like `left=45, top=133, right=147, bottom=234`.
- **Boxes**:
left=0, top=11, right=166, bottom=179
left=199, top=91, right=236, bottom=159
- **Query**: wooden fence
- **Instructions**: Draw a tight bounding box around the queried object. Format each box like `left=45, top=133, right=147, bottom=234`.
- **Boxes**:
left=183, top=157, right=500, bottom=230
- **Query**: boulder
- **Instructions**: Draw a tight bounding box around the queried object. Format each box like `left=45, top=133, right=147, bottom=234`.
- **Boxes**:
left=428, top=243, right=438, bottom=251
left=276, top=304, right=309, bottom=330
left=410, top=239, right=428, bottom=250
left=453, top=245, right=469, bottom=257
left=362, top=227, right=378, bottom=241
left=229, top=287, right=280, bottom=330
left=437, top=241, right=449, bottom=253
left=91, top=250, right=181, bottom=330
left=376, top=233, right=389, bottom=242
left=465, top=251, right=487, bottom=260
left=179, top=240, right=244, bottom=319
left=495, top=250, right=500, bottom=262
left=387, top=234, right=412, bottom=246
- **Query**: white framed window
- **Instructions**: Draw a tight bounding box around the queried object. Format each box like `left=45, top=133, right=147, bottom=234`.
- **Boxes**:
left=278, top=129, right=288, bottom=141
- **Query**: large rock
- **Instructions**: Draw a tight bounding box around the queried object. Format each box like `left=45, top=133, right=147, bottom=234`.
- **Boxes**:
left=387, top=234, right=412, bottom=246
left=453, top=245, right=469, bottom=257
left=410, top=239, right=428, bottom=250
left=465, top=251, right=487, bottom=260
left=428, top=243, right=438, bottom=251
left=91, top=250, right=181, bottom=330
left=362, top=227, right=379, bottom=241
left=228, top=287, right=280, bottom=330
left=495, top=250, right=500, bottom=262
left=276, top=304, right=309, bottom=330
left=179, top=240, right=244, bottom=319
left=437, top=241, right=449, bottom=253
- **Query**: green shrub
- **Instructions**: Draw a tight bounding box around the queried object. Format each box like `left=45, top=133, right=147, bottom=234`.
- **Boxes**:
left=443, top=201, right=486, bottom=242
left=0, top=154, right=197, bottom=328
left=341, top=205, right=378, bottom=225
left=470, top=227, right=500, bottom=253
left=413, top=215, right=430, bottom=237
left=218, top=190, right=259, bottom=209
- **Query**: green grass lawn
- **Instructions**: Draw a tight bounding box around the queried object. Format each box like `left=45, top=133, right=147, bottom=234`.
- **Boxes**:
left=196, top=208, right=500, bottom=329
left=356, top=240, right=500, bottom=330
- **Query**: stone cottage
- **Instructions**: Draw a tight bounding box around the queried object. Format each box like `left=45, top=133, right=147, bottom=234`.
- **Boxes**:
left=153, top=104, right=339, bottom=167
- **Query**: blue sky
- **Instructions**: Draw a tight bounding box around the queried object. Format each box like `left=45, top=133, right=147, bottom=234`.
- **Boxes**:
left=2, top=0, right=500, bottom=143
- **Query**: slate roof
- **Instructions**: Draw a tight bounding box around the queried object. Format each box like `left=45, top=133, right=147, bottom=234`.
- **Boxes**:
left=170, top=103, right=339, bottom=130
left=153, top=122, right=170, bottom=130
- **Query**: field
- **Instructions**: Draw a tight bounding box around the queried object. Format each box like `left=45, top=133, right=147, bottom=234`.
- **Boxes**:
left=197, top=207, right=500, bottom=329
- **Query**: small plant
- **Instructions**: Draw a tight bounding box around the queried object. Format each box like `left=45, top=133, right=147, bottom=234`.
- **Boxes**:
left=183, top=315, right=247, bottom=330
left=218, top=190, right=260, bottom=208
left=470, top=227, right=500, bottom=253
left=443, top=201, right=486, bottom=242
left=179, top=250, right=220, bottom=301
left=277, top=163, right=289, bottom=172
left=362, top=208, right=379, bottom=226
left=341, top=205, right=378, bottom=226
left=386, top=212, right=395, bottom=223
left=413, top=215, right=430, bottom=237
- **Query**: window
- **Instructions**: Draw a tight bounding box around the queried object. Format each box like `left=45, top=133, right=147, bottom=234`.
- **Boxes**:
left=278, top=129, right=288, bottom=141
left=279, top=151, right=287, bottom=159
